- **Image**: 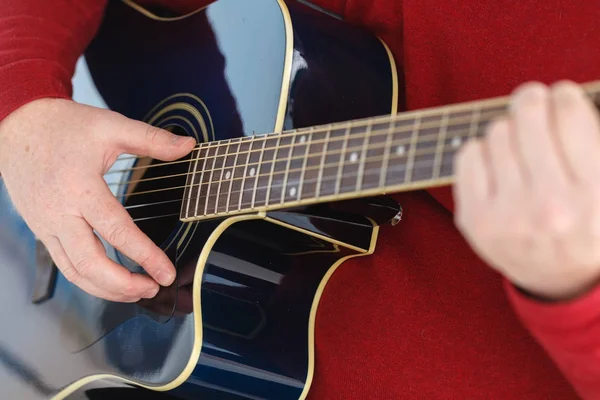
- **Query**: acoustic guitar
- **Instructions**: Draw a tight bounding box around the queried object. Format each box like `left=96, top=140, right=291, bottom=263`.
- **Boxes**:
left=1, top=0, right=599, bottom=399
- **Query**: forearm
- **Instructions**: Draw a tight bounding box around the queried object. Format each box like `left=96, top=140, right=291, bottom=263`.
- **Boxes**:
left=506, top=280, right=600, bottom=399
left=0, top=0, right=107, bottom=122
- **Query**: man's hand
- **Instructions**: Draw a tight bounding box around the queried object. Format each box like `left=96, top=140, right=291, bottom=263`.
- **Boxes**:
left=0, top=98, right=196, bottom=302
left=454, top=80, right=600, bottom=301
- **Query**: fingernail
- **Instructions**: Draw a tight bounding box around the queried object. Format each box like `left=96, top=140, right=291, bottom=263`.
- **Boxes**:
left=143, top=286, right=159, bottom=299
left=171, top=134, right=183, bottom=144
left=157, top=270, right=175, bottom=286
left=172, top=135, right=194, bottom=146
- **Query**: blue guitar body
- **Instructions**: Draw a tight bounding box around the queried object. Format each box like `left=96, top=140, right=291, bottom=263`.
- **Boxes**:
left=0, top=1, right=399, bottom=398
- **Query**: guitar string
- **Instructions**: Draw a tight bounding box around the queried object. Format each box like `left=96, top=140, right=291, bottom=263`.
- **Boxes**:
left=113, top=131, right=470, bottom=194
left=124, top=153, right=456, bottom=216
left=103, top=85, right=600, bottom=172
left=104, top=108, right=504, bottom=177
left=117, top=86, right=600, bottom=223
left=119, top=90, right=600, bottom=217
left=105, top=112, right=495, bottom=197
left=115, top=84, right=600, bottom=165
left=107, top=124, right=482, bottom=189
left=116, top=130, right=473, bottom=200
left=129, top=157, right=453, bottom=223
left=113, top=98, right=513, bottom=164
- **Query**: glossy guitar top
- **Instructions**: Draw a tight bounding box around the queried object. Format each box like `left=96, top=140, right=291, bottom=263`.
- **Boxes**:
left=0, top=1, right=399, bottom=399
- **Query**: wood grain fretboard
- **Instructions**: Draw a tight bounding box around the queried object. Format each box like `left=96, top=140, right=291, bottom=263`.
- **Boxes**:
left=180, top=82, right=600, bottom=222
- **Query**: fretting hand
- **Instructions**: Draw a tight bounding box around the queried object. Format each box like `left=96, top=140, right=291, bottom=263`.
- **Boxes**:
left=0, top=98, right=196, bottom=302
left=454, top=81, right=600, bottom=301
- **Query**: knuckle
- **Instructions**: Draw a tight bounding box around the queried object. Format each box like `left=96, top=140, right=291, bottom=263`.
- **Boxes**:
left=75, top=256, right=95, bottom=278
left=533, top=196, right=574, bottom=234
left=551, top=80, right=580, bottom=97
left=107, top=223, right=131, bottom=249
left=517, top=81, right=549, bottom=98
left=62, top=266, right=80, bottom=285
left=513, top=82, right=549, bottom=109
left=119, top=277, right=138, bottom=297
left=145, top=125, right=165, bottom=144
left=136, top=252, right=153, bottom=269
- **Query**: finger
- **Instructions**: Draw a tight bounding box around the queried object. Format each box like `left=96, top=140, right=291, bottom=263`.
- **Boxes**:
left=43, top=235, right=144, bottom=302
left=107, top=114, right=196, bottom=161
left=485, top=117, right=525, bottom=193
left=453, top=138, right=492, bottom=225
left=81, top=181, right=176, bottom=287
left=510, top=82, right=568, bottom=185
left=550, top=80, right=600, bottom=183
left=58, top=214, right=160, bottom=300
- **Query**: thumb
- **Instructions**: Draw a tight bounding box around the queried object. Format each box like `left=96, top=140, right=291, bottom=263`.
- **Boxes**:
left=109, top=115, right=197, bottom=161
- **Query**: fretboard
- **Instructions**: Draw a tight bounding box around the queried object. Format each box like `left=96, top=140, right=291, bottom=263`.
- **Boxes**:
left=180, top=82, right=600, bottom=222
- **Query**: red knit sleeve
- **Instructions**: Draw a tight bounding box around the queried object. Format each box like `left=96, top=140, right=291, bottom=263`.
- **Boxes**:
left=0, top=0, right=108, bottom=122
left=505, top=280, right=600, bottom=399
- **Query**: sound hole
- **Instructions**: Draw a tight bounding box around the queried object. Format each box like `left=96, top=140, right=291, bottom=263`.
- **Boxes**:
left=122, top=125, right=193, bottom=250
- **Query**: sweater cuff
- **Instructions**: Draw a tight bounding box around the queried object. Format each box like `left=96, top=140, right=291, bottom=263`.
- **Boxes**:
left=504, top=278, right=600, bottom=332
left=0, top=60, right=73, bottom=122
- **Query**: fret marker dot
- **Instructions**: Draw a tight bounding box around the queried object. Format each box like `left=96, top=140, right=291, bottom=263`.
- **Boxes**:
left=289, top=186, right=297, bottom=197
left=225, top=171, right=232, bottom=180
left=396, top=145, right=406, bottom=156
left=249, top=167, right=256, bottom=177
left=349, top=152, right=359, bottom=163
left=299, top=135, right=306, bottom=144
left=451, top=137, right=462, bottom=148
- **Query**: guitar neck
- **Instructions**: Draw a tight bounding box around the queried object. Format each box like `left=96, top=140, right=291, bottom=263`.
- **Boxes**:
left=180, top=81, right=600, bottom=222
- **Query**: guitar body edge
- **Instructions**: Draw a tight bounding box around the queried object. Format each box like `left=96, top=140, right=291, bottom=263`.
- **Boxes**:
left=51, top=212, right=269, bottom=400
left=0, top=1, right=400, bottom=399
left=51, top=216, right=380, bottom=400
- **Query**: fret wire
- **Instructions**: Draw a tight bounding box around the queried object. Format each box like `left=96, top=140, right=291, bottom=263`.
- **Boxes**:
left=195, top=142, right=213, bottom=216
left=184, top=147, right=201, bottom=219
left=251, top=135, right=268, bottom=209
left=118, top=118, right=501, bottom=192
left=213, top=138, right=234, bottom=214
left=178, top=157, right=458, bottom=215
left=196, top=112, right=493, bottom=158
left=378, top=119, right=395, bottom=188
left=140, top=130, right=504, bottom=211
left=238, top=136, right=256, bottom=211
left=404, top=113, right=422, bottom=184
left=135, top=137, right=476, bottom=202
left=468, top=105, right=481, bottom=139
left=315, top=125, right=331, bottom=198
left=355, top=122, right=372, bottom=191
left=297, top=127, right=314, bottom=201
left=135, top=154, right=464, bottom=222
left=224, top=138, right=243, bottom=213
left=201, top=141, right=219, bottom=215
left=279, top=133, right=296, bottom=204
left=432, top=110, right=450, bottom=180
left=264, top=134, right=282, bottom=206
left=130, top=125, right=491, bottom=202
left=110, top=107, right=510, bottom=178
left=334, top=125, right=351, bottom=195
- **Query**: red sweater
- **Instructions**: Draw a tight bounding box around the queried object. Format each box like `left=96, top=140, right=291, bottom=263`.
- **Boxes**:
left=2, top=1, right=600, bottom=399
